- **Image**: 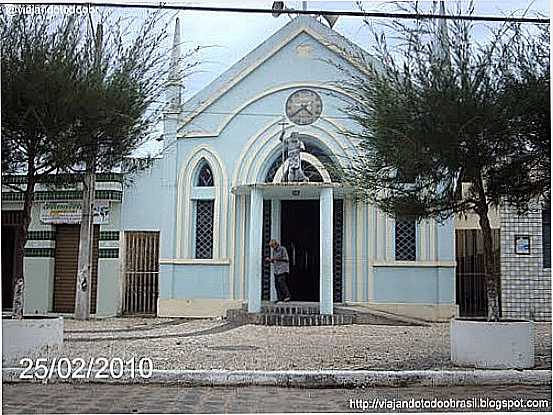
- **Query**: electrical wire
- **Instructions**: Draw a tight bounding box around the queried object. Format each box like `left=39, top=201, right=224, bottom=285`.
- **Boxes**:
left=6, top=2, right=550, bottom=24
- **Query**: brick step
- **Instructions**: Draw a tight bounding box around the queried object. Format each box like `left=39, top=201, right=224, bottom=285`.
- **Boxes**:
left=261, top=304, right=320, bottom=315
left=259, top=313, right=353, bottom=326
left=227, top=309, right=353, bottom=326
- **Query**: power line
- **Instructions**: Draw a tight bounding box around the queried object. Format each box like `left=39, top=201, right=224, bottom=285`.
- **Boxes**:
left=7, top=2, right=550, bottom=24
left=149, top=103, right=354, bottom=121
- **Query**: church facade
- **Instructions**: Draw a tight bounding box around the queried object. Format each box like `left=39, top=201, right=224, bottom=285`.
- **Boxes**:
left=122, top=16, right=457, bottom=321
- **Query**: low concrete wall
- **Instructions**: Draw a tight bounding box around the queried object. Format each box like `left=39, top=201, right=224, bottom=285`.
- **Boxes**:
left=2, top=317, right=64, bottom=366
left=158, top=298, right=242, bottom=318
left=450, top=319, right=535, bottom=369
left=361, top=303, right=458, bottom=322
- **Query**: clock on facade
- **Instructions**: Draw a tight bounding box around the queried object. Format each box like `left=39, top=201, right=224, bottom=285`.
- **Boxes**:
left=285, top=89, right=322, bottom=125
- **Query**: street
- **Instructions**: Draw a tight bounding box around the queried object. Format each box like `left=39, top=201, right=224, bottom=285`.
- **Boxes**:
left=2, top=383, right=551, bottom=413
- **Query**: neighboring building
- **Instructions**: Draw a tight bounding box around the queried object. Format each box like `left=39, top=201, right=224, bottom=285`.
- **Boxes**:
left=499, top=202, right=551, bottom=321
left=454, top=197, right=551, bottom=321
left=1, top=16, right=458, bottom=321
left=1, top=174, right=123, bottom=316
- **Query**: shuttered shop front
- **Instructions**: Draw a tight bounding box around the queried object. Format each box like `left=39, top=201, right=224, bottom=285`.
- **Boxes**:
left=53, top=225, right=100, bottom=313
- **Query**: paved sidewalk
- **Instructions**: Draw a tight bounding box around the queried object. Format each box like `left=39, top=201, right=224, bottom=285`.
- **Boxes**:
left=8, top=318, right=551, bottom=371
left=2, top=383, right=551, bottom=413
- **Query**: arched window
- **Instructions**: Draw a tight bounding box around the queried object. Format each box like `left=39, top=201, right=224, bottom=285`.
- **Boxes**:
left=193, top=160, right=215, bottom=258
left=195, top=200, right=214, bottom=259
left=196, top=161, right=214, bottom=187
left=264, top=138, right=339, bottom=183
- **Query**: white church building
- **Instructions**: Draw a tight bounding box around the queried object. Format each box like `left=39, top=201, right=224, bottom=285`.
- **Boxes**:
left=121, top=15, right=457, bottom=321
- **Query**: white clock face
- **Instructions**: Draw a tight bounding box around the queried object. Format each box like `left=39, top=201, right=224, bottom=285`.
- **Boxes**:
left=285, top=89, right=322, bottom=125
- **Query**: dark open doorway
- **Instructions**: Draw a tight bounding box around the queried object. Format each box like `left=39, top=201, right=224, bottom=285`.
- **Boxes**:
left=2, top=211, right=24, bottom=311
left=281, top=200, right=320, bottom=301
left=2, top=226, right=16, bottom=310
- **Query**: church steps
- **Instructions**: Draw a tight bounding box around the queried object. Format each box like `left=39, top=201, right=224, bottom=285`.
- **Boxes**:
left=226, top=302, right=428, bottom=327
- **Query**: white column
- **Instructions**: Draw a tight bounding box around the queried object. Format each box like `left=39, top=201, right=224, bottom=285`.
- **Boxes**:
left=270, top=199, right=281, bottom=302
left=320, top=187, right=334, bottom=315
left=247, top=188, right=263, bottom=312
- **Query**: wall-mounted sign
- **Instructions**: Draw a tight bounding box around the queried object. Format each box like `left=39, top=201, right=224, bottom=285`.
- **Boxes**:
left=40, top=201, right=110, bottom=225
left=514, top=235, right=531, bottom=255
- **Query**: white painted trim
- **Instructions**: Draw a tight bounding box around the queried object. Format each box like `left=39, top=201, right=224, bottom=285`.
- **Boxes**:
left=239, top=195, right=247, bottom=299
left=179, top=84, right=356, bottom=138
left=272, top=152, right=332, bottom=183
left=355, top=202, right=364, bottom=302
left=159, top=258, right=231, bottom=265
left=270, top=200, right=281, bottom=302
left=231, top=119, right=353, bottom=188
left=228, top=193, right=237, bottom=300
left=177, top=19, right=374, bottom=132
left=372, top=261, right=456, bottom=267
left=430, top=219, right=437, bottom=261
left=419, top=219, right=428, bottom=261
left=175, top=145, right=228, bottom=259
left=385, top=214, right=394, bottom=261
left=367, top=204, right=375, bottom=302
left=375, top=209, right=385, bottom=261
left=24, top=240, right=55, bottom=249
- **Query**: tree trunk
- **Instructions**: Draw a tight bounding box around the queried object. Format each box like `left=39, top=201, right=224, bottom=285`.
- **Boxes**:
left=12, top=162, right=36, bottom=319
left=474, top=176, right=500, bottom=321
left=74, top=162, right=96, bottom=320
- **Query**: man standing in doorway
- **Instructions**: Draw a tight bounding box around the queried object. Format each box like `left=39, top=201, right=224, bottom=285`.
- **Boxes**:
left=266, top=239, right=291, bottom=303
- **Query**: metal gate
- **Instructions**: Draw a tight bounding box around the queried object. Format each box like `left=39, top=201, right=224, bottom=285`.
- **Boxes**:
left=455, top=229, right=501, bottom=317
left=333, top=199, right=344, bottom=303
left=123, top=231, right=159, bottom=314
left=261, top=200, right=272, bottom=301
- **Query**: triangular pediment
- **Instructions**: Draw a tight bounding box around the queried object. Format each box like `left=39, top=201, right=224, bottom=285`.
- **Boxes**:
left=178, top=15, right=373, bottom=132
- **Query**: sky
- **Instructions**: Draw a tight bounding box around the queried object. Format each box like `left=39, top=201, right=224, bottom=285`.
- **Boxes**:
left=166, top=0, right=549, bottom=101
left=67, top=0, right=549, bottom=154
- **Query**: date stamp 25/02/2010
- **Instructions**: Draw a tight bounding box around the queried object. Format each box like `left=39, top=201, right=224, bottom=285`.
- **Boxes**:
left=19, top=357, right=153, bottom=380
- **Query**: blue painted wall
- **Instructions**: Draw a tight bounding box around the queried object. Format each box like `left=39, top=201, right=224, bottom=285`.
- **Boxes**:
left=373, top=266, right=455, bottom=304
left=122, top=17, right=456, bottom=308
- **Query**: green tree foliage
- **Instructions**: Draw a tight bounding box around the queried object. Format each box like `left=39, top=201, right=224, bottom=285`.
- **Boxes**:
left=1, top=9, right=83, bottom=317
left=339, top=3, right=550, bottom=321
left=1, top=6, right=200, bottom=318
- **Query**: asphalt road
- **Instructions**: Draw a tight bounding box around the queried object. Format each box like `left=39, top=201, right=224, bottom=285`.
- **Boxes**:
left=2, top=383, right=552, bottom=413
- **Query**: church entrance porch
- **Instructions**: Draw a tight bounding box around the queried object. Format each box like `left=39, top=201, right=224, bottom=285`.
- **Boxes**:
left=234, top=182, right=345, bottom=315
left=281, top=200, right=320, bottom=302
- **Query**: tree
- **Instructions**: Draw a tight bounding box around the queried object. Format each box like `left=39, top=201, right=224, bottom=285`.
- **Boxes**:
left=70, top=11, right=199, bottom=319
left=338, top=3, right=550, bottom=321
left=1, top=9, right=83, bottom=318
left=2, top=6, right=201, bottom=319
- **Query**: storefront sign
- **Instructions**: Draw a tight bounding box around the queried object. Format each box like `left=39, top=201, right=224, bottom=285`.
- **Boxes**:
left=40, top=201, right=110, bottom=224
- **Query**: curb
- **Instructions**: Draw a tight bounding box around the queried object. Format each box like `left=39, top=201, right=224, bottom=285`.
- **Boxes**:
left=3, top=368, right=551, bottom=388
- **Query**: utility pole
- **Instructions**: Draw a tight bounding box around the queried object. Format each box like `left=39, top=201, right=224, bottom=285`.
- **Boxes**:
left=74, top=19, right=102, bottom=320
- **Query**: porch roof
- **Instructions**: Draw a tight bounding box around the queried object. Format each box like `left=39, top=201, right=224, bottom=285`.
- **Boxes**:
left=231, top=182, right=352, bottom=199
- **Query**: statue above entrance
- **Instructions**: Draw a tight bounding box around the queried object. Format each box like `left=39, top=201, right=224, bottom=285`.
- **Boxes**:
left=278, top=131, right=309, bottom=182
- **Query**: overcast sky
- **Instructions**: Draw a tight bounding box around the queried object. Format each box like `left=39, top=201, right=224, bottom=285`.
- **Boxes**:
left=168, top=1, right=549, bottom=100
left=88, top=0, right=548, bottom=154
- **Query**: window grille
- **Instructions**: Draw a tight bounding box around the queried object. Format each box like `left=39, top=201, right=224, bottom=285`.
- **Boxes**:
left=543, top=207, right=551, bottom=269
left=395, top=217, right=416, bottom=261
left=195, top=200, right=214, bottom=259
left=197, top=162, right=214, bottom=187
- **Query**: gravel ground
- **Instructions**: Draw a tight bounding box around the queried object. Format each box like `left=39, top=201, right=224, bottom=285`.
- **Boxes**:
left=63, top=317, right=178, bottom=332
left=30, top=319, right=552, bottom=371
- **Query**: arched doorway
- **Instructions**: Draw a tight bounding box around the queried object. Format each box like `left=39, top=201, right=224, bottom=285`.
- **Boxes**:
left=259, top=140, right=344, bottom=303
